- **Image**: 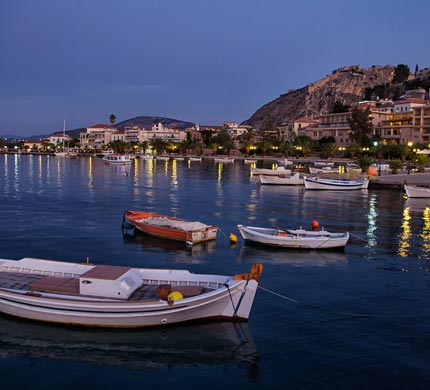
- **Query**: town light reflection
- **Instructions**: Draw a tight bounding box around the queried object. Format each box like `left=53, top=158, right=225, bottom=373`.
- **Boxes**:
left=420, top=207, right=430, bottom=255
left=398, top=207, right=411, bottom=257
left=366, top=193, right=377, bottom=250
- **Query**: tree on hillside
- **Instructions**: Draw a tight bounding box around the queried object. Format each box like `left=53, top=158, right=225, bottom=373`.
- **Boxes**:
left=332, top=101, right=350, bottom=113
left=348, top=107, right=373, bottom=146
left=109, top=114, right=116, bottom=126
left=392, top=64, right=410, bottom=83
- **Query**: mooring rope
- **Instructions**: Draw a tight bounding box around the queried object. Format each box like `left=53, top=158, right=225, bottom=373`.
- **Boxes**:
left=218, top=227, right=228, bottom=238
left=258, top=285, right=375, bottom=318
left=349, top=232, right=368, bottom=243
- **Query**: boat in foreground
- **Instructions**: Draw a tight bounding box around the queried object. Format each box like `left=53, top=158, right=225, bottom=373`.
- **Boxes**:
left=259, top=172, right=303, bottom=185
left=304, top=176, right=369, bottom=190
left=123, top=210, right=218, bottom=245
left=404, top=184, right=430, bottom=198
left=0, top=257, right=263, bottom=328
left=103, top=154, right=132, bottom=165
left=237, top=224, right=349, bottom=249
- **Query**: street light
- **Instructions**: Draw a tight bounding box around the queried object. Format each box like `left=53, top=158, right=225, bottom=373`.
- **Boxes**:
left=373, top=141, right=381, bottom=176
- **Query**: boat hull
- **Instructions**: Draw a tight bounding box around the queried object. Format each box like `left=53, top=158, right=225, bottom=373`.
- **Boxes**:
left=237, top=225, right=349, bottom=249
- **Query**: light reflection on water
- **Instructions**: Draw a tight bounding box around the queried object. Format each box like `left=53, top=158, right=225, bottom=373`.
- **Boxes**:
left=366, top=192, right=378, bottom=253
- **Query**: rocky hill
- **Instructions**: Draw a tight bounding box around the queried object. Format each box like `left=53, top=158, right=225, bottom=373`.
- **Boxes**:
left=243, top=65, right=396, bottom=130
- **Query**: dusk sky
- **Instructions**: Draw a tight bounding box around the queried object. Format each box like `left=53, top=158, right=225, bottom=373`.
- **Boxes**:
left=1, top=0, right=429, bottom=137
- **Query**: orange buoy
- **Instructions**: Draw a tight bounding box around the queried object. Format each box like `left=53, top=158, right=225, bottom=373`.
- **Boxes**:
left=312, top=220, right=319, bottom=231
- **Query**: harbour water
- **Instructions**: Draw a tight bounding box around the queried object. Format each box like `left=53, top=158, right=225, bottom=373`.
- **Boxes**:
left=1, top=154, right=430, bottom=389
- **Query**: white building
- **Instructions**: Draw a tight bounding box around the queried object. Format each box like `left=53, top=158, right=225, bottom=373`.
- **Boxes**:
left=48, top=132, right=71, bottom=146
left=80, top=124, right=116, bottom=148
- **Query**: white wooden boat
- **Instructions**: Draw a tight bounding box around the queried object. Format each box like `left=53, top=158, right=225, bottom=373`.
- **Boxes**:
left=244, top=158, right=258, bottom=164
left=0, top=257, right=262, bottom=328
left=103, top=154, right=132, bottom=165
left=346, top=162, right=362, bottom=174
left=404, top=184, right=430, bottom=198
left=214, top=157, right=234, bottom=163
left=309, top=166, right=339, bottom=174
left=237, top=225, right=349, bottom=249
left=189, top=156, right=202, bottom=162
left=251, top=166, right=291, bottom=176
left=277, top=158, right=294, bottom=166
left=259, top=172, right=303, bottom=185
left=304, top=176, right=369, bottom=190
left=156, top=156, right=170, bottom=161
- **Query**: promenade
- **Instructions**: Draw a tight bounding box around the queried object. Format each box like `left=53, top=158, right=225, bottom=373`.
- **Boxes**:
left=370, top=172, right=430, bottom=189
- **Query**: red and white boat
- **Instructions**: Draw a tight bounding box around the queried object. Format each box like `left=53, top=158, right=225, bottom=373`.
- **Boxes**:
left=123, top=210, right=218, bottom=245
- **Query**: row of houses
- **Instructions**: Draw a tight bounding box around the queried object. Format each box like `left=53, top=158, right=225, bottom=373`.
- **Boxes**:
left=46, top=122, right=251, bottom=149
left=281, top=88, right=430, bottom=145
left=43, top=87, right=430, bottom=151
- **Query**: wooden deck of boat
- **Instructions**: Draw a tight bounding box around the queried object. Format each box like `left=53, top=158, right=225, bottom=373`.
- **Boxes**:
left=0, top=271, right=206, bottom=300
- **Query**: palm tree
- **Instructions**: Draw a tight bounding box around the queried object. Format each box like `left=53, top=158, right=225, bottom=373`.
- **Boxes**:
left=109, top=114, right=116, bottom=127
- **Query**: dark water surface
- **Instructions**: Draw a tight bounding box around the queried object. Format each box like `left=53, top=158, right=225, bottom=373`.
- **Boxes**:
left=1, top=154, right=430, bottom=389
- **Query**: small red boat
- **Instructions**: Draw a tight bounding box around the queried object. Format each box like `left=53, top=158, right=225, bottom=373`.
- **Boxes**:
left=123, top=210, right=218, bottom=245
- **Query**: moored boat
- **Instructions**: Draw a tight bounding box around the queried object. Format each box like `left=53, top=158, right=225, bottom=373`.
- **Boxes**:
left=251, top=166, right=291, bottom=176
left=259, top=172, right=303, bottom=185
left=123, top=210, right=218, bottom=245
left=404, top=184, right=430, bottom=198
left=214, top=157, right=234, bottom=163
left=346, top=162, right=362, bottom=174
left=309, top=166, right=339, bottom=174
left=304, top=176, right=369, bottom=190
left=0, top=257, right=262, bottom=328
left=103, top=154, right=132, bottom=165
left=156, top=156, right=170, bottom=161
left=237, top=224, right=349, bottom=249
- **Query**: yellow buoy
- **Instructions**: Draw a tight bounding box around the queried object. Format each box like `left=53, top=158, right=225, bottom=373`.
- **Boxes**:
left=167, top=291, right=183, bottom=305
left=229, top=233, right=238, bottom=244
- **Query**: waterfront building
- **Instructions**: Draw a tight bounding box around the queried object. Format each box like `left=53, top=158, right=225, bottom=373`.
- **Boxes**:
left=48, top=132, right=71, bottom=146
left=79, top=124, right=116, bottom=149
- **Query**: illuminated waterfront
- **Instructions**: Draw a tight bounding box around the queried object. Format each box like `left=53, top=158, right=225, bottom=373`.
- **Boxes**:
left=1, top=154, right=430, bottom=389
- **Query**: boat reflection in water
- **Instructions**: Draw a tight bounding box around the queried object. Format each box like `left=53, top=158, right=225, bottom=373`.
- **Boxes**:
left=238, top=245, right=347, bottom=269
left=122, top=230, right=217, bottom=255
left=0, top=314, right=259, bottom=376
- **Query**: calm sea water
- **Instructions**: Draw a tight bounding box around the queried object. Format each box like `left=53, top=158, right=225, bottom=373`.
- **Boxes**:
left=1, top=154, right=430, bottom=390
